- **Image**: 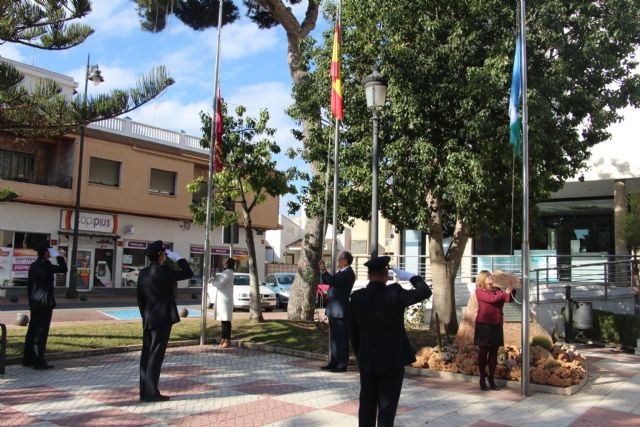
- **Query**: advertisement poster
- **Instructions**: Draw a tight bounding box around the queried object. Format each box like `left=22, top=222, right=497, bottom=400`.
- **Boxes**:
left=0, top=247, right=12, bottom=285
left=12, top=248, right=37, bottom=280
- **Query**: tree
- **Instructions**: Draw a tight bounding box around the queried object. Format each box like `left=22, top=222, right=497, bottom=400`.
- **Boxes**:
left=0, top=1, right=175, bottom=137
left=299, top=0, right=640, bottom=333
left=190, top=101, right=297, bottom=322
left=622, top=194, right=640, bottom=291
left=132, top=0, right=325, bottom=321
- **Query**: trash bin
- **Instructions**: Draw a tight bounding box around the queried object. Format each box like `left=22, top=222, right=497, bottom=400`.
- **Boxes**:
left=572, top=301, right=593, bottom=330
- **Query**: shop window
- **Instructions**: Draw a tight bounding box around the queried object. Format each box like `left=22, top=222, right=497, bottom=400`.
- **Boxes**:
left=0, top=149, right=34, bottom=182
left=149, top=168, right=176, bottom=195
left=89, top=157, right=121, bottom=187
left=223, top=223, right=239, bottom=244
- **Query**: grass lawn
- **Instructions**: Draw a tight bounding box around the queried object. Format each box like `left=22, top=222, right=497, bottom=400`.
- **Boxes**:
left=5, top=319, right=438, bottom=360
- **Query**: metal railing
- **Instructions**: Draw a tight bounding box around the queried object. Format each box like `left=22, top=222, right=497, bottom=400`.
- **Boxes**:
left=0, top=168, right=72, bottom=189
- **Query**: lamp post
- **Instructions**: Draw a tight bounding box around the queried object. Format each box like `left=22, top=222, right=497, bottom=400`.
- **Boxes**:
left=66, top=54, right=104, bottom=299
left=363, top=67, right=387, bottom=259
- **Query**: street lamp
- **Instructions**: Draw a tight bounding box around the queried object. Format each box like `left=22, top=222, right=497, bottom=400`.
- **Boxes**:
left=363, top=66, right=387, bottom=258
left=66, top=54, right=104, bottom=299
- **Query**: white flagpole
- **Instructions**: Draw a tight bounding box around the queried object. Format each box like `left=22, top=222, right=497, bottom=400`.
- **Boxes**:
left=201, top=0, right=225, bottom=346
left=520, top=0, right=531, bottom=396
left=330, top=3, right=342, bottom=276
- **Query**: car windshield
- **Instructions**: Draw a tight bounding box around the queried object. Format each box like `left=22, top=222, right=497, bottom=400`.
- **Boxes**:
left=276, top=274, right=295, bottom=285
left=233, top=275, right=251, bottom=286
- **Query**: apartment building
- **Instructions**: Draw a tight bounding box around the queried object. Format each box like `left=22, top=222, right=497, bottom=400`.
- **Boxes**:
left=0, top=59, right=279, bottom=292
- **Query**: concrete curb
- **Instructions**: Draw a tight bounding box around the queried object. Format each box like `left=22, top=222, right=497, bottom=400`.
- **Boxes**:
left=405, top=366, right=588, bottom=396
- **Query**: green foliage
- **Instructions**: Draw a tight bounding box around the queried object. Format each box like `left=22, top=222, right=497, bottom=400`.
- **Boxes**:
left=0, top=1, right=175, bottom=137
left=544, top=359, right=561, bottom=369
left=0, top=187, right=19, bottom=202
left=188, top=100, right=297, bottom=227
left=131, top=0, right=239, bottom=32
left=622, top=194, right=640, bottom=251
left=0, top=0, right=93, bottom=49
left=586, top=309, right=640, bottom=348
left=531, top=335, right=553, bottom=351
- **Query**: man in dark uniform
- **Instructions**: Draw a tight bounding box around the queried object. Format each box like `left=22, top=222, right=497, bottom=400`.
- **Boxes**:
left=349, top=256, right=431, bottom=427
left=137, top=240, right=193, bottom=402
left=319, top=251, right=356, bottom=372
left=23, top=240, right=67, bottom=370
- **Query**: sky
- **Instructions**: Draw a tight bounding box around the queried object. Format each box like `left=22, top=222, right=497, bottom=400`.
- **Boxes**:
left=1, top=1, right=638, bottom=214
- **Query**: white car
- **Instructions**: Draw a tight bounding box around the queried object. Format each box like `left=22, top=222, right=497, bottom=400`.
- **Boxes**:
left=121, top=266, right=141, bottom=287
left=207, top=272, right=277, bottom=311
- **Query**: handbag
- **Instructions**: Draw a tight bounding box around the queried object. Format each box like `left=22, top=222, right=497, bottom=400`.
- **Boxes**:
left=30, top=287, right=54, bottom=309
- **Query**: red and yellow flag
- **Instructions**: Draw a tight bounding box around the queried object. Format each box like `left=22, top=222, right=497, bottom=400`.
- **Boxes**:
left=330, top=21, right=343, bottom=120
left=213, top=87, right=223, bottom=173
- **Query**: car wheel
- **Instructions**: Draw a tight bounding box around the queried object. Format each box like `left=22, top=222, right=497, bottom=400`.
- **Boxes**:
left=208, top=303, right=213, bottom=309
left=264, top=307, right=273, bottom=312
left=127, top=280, right=136, bottom=287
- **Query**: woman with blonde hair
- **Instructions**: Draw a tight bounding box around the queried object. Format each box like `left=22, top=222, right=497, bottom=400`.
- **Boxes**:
left=474, top=270, right=513, bottom=391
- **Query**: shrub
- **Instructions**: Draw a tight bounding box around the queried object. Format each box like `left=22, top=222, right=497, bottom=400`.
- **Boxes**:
left=531, top=335, right=553, bottom=351
left=586, top=309, right=640, bottom=348
left=544, top=359, right=561, bottom=369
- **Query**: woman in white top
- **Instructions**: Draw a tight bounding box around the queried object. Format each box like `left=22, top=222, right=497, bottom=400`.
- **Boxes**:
left=211, top=258, right=235, bottom=348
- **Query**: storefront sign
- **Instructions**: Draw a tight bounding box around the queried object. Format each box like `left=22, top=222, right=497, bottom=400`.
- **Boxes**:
left=125, top=240, right=149, bottom=249
left=60, top=210, right=118, bottom=234
left=11, top=248, right=37, bottom=279
left=190, top=245, right=245, bottom=255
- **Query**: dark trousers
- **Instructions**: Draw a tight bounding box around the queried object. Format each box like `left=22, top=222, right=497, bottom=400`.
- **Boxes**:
left=328, top=317, right=349, bottom=369
left=23, top=308, right=53, bottom=367
left=221, top=321, right=231, bottom=339
left=478, top=346, right=498, bottom=383
left=140, top=326, right=171, bottom=399
left=359, top=368, right=405, bottom=427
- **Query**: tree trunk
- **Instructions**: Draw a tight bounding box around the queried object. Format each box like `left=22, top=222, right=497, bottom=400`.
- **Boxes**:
left=427, top=193, right=469, bottom=335
left=241, top=199, right=263, bottom=322
left=261, top=1, right=323, bottom=321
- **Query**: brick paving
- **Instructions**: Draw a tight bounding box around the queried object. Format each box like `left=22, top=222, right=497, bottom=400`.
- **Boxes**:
left=0, top=344, right=639, bottom=426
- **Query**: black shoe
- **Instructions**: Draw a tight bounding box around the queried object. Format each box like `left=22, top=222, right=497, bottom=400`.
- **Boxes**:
left=34, top=363, right=54, bottom=370
left=22, top=361, right=33, bottom=367
left=489, top=381, right=499, bottom=391
left=142, top=394, right=170, bottom=402
left=320, top=365, right=335, bottom=370
left=330, top=367, right=347, bottom=373
left=480, top=381, right=488, bottom=391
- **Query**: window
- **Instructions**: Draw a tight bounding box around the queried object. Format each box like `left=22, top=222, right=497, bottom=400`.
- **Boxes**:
left=0, top=149, right=34, bottom=182
left=89, top=157, right=120, bottom=187
left=149, top=168, right=176, bottom=195
left=223, top=223, right=239, bottom=244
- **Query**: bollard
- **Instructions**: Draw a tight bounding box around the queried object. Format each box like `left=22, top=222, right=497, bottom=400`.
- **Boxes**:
left=565, top=285, right=572, bottom=343
left=0, top=323, right=6, bottom=375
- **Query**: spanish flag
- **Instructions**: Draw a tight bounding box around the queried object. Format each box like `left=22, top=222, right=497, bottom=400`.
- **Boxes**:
left=213, top=87, right=224, bottom=173
left=330, top=21, right=343, bottom=120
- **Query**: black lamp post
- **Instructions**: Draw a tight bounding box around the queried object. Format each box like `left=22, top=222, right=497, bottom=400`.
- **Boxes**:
left=363, top=67, right=387, bottom=259
left=66, top=54, right=104, bottom=299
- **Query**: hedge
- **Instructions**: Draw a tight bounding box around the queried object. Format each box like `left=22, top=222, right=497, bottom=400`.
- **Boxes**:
left=586, top=309, right=640, bottom=348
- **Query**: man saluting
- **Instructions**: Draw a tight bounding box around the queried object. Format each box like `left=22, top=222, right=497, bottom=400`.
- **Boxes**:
left=349, top=256, right=431, bottom=427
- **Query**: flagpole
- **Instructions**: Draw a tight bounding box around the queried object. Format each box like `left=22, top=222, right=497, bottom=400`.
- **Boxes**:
left=520, top=0, right=531, bottom=396
left=330, top=2, right=342, bottom=276
left=201, top=0, right=225, bottom=346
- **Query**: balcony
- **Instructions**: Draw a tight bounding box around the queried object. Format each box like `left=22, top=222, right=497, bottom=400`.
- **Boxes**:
left=0, top=168, right=72, bottom=189
left=90, top=117, right=207, bottom=154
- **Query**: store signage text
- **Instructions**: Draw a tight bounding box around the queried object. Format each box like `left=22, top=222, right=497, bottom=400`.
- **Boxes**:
left=61, top=210, right=118, bottom=234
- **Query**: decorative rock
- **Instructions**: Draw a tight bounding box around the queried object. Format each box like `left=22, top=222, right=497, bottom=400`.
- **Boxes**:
left=179, top=307, right=189, bottom=318
left=15, top=312, right=29, bottom=326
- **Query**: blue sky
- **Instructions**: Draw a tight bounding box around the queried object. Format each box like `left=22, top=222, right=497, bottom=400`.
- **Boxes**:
left=1, top=1, right=638, bottom=215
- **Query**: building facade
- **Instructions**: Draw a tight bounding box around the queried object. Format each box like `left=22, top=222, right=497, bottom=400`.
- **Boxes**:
left=0, top=59, right=279, bottom=292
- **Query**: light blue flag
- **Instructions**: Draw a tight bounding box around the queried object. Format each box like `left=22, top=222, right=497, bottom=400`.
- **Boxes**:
left=509, top=35, right=522, bottom=155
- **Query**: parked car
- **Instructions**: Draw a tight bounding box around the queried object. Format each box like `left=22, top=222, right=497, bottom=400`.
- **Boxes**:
left=264, top=272, right=295, bottom=308
left=207, top=272, right=276, bottom=311
left=265, top=272, right=328, bottom=308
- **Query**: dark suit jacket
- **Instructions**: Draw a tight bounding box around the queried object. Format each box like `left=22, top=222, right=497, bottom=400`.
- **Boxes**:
left=27, top=256, right=68, bottom=309
left=321, top=265, right=356, bottom=318
left=137, top=258, right=193, bottom=330
left=349, top=276, right=431, bottom=374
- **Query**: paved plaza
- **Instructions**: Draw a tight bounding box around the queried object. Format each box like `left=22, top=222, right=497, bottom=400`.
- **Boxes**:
left=1, top=343, right=639, bottom=426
